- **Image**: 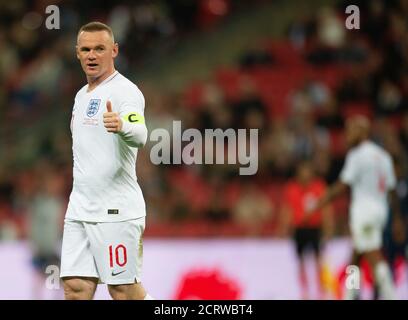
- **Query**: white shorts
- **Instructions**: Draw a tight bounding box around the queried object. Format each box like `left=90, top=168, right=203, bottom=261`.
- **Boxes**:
left=60, top=217, right=145, bottom=285
left=350, top=208, right=387, bottom=253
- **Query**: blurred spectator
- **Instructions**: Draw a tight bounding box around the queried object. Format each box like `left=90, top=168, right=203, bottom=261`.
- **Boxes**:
left=291, top=108, right=330, bottom=160
left=27, top=162, right=65, bottom=299
left=0, top=31, right=19, bottom=82
left=239, top=43, right=275, bottom=69
left=316, top=94, right=344, bottom=130
left=305, top=79, right=331, bottom=110
left=316, top=7, right=345, bottom=49
left=232, top=182, right=274, bottom=236
left=372, top=117, right=408, bottom=164
left=361, top=0, right=387, bottom=43
left=306, top=6, right=346, bottom=65
left=198, top=80, right=227, bottom=130
left=260, top=120, right=295, bottom=179
left=230, top=76, right=267, bottom=128
left=167, top=0, right=199, bottom=32
left=399, top=112, right=408, bottom=153
left=204, top=175, right=231, bottom=222
left=287, top=13, right=315, bottom=50
left=197, top=0, right=230, bottom=30
left=336, top=66, right=372, bottom=103
left=290, top=86, right=313, bottom=114
left=1, top=0, right=408, bottom=241
left=375, top=79, right=405, bottom=115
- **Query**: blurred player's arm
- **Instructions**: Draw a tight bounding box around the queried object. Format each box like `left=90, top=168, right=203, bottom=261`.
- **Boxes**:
left=321, top=204, right=335, bottom=242
left=309, top=181, right=349, bottom=214
left=389, top=189, right=406, bottom=243
left=310, top=152, right=355, bottom=214
left=389, top=188, right=402, bottom=218
left=388, top=158, right=406, bottom=242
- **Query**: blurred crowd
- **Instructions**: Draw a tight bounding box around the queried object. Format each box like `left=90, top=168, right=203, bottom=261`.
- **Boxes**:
left=0, top=0, right=408, bottom=254
left=0, top=0, right=249, bottom=240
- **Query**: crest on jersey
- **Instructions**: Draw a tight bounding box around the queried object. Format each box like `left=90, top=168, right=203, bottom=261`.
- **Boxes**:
left=86, top=99, right=101, bottom=117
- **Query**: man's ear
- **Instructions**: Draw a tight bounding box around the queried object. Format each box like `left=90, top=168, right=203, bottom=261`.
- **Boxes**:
left=112, top=43, right=119, bottom=58
left=76, top=45, right=80, bottom=60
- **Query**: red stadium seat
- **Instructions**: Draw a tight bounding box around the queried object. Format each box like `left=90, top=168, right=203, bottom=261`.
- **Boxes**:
left=312, top=65, right=351, bottom=90
left=329, top=129, right=346, bottom=156
left=267, top=40, right=306, bottom=68
left=214, top=68, right=244, bottom=103
left=183, top=82, right=205, bottom=109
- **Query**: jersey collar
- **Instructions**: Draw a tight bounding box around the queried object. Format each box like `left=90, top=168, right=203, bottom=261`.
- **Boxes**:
left=86, top=70, right=119, bottom=93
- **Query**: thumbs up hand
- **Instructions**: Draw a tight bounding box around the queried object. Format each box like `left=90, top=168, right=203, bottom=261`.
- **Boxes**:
left=103, top=100, right=122, bottom=133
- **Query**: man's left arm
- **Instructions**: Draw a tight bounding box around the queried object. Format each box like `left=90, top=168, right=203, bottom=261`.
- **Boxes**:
left=387, top=158, right=406, bottom=242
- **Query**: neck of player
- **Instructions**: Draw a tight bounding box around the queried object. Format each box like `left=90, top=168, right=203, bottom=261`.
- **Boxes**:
left=87, top=67, right=116, bottom=91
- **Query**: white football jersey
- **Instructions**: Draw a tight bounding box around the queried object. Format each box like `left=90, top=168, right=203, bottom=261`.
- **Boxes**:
left=340, top=140, right=396, bottom=219
left=66, top=71, right=147, bottom=222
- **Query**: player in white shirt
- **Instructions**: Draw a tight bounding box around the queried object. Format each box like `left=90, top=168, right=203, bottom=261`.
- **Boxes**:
left=60, top=22, right=153, bottom=300
left=310, top=116, right=403, bottom=299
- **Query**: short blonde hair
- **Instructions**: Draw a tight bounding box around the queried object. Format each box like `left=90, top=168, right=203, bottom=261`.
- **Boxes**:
left=77, top=21, right=115, bottom=43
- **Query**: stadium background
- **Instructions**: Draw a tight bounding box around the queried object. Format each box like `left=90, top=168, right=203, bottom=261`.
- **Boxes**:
left=0, top=0, right=408, bottom=299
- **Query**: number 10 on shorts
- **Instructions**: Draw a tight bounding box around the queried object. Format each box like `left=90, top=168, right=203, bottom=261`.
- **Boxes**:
left=109, top=244, right=128, bottom=268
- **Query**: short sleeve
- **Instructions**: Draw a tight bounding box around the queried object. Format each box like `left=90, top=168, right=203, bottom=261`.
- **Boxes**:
left=340, top=152, right=358, bottom=185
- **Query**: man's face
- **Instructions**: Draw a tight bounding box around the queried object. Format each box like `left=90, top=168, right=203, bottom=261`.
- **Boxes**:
left=76, top=30, right=118, bottom=79
left=345, top=120, right=361, bottom=148
left=297, top=163, right=313, bottom=184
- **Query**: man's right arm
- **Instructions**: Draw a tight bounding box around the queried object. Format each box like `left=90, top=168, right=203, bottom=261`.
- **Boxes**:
left=308, top=152, right=355, bottom=214
left=311, top=180, right=349, bottom=213
left=389, top=189, right=402, bottom=218
left=389, top=189, right=406, bottom=243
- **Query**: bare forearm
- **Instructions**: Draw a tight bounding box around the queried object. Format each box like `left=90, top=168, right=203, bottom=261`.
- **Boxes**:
left=315, top=181, right=348, bottom=212
left=389, top=189, right=402, bottom=219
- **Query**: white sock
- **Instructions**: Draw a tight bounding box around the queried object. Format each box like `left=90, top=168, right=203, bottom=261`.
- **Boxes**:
left=375, top=261, right=396, bottom=300
left=144, top=293, right=154, bottom=300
